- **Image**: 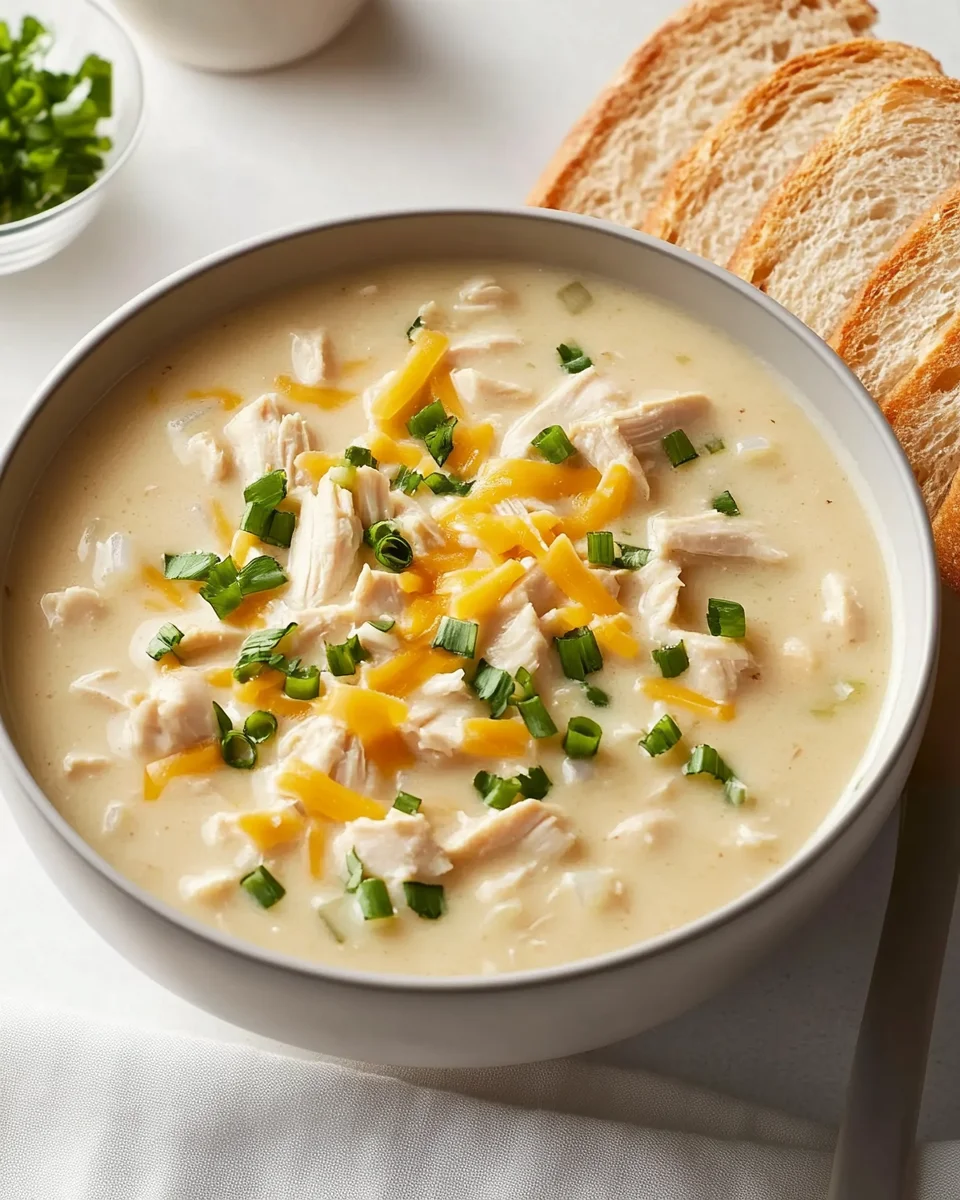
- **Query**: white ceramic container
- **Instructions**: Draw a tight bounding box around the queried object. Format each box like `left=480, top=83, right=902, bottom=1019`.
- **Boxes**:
left=0, top=210, right=939, bottom=1067
left=108, top=0, right=370, bottom=72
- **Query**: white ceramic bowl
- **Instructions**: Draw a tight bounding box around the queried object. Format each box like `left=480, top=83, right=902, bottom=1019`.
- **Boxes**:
left=0, top=210, right=939, bottom=1067
left=0, top=1, right=145, bottom=275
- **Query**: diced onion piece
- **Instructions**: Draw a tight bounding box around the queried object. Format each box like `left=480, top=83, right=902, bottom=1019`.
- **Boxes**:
left=642, top=677, right=734, bottom=721
left=143, top=741, right=223, bottom=800
left=541, top=534, right=622, bottom=616
left=735, top=435, right=772, bottom=460
left=449, top=559, right=526, bottom=622
left=461, top=717, right=532, bottom=758
left=275, top=759, right=386, bottom=822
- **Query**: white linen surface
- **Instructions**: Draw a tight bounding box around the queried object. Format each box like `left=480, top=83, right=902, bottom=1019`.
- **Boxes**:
left=0, top=1000, right=956, bottom=1198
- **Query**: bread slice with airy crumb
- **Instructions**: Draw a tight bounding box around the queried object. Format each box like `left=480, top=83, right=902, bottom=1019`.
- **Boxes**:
left=643, top=40, right=940, bottom=265
left=526, top=0, right=877, bottom=228
left=832, top=184, right=960, bottom=399
left=880, top=318, right=960, bottom=589
left=728, top=77, right=960, bottom=339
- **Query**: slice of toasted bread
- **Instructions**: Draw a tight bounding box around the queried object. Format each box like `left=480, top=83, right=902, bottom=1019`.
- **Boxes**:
left=880, top=318, right=960, bottom=589
left=526, top=0, right=877, bottom=229
left=643, top=40, right=940, bottom=265
left=832, top=184, right=960, bottom=400
left=728, top=77, right=960, bottom=339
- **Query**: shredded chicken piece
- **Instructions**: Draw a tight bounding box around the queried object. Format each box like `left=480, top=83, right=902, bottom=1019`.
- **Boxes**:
left=102, top=801, right=132, bottom=836
left=62, top=751, right=112, bottom=778
left=568, top=422, right=649, bottom=497
left=69, top=669, right=129, bottom=710
left=682, top=632, right=756, bottom=705
left=185, top=431, right=231, bottom=483
left=499, top=368, right=625, bottom=458
left=350, top=565, right=404, bottom=622
left=290, top=329, right=332, bottom=387
left=731, top=822, right=779, bottom=849
left=416, top=300, right=444, bottom=328
left=607, top=809, right=677, bottom=846
left=821, top=572, right=865, bottom=642
left=450, top=367, right=532, bottom=413
left=609, top=392, right=712, bottom=450
left=276, top=714, right=370, bottom=793
left=223, top=394, right=312, bottom=486
left=178, top=869, right=238, bottom=905
left=92, top=533, right=137, bottom=588
left=390, top=492, right=446, bottom=555
left=649, top=511, right=787, bottom=563
left=484, top=602, right=547, bottom=676
left=123, top=669, right=215, bottom=759
left=404, top=670, right=481, bottom=756
left=447, top=331, right=523, bottom=364
left=444, top=799, right=575, bottom=865
left=41, top=587, right=104, bottom=630
left=352, top=464, right=392, bottom=527
left=333, top=809, right=452, bottom=884
left=782, top=637, right=817, bottom=670
left=287, top=476, right=361, bottom=608
left=636, top=557, right=683, bottom=642
left=547, top=868, right=625, bottom=911
left=454, top=277, right=512, bottom=313
left=284, top=604, right=355, bottom=656
left=516, top=559, right=563, bottom=615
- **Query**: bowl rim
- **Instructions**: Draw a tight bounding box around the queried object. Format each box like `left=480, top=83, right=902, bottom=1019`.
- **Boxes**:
left=0, top=205, right=940, bottom=994
left=0, top=0, right=146, bottom=237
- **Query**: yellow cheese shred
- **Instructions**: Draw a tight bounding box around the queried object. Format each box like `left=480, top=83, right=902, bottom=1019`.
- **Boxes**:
left=562, top=462, right=634, bottom=540
left=592, top=613, right=640, bottom=659
left=461, top=718, right=532, bottom=758
left=208, top=500, right=235, bottom=552
left=143, top=741, right=222, bottom=801
left=642, top=678, right=735, bottom=722
left=367, top=432, right=423, bottom=469
left=363, top=648, right=461, bottom=698
left=275, top=759, right=386, bottom=822
left=371, top=330, right=449, bottom=425
left=295, top=450, right=340, bottom=483
left=449, top=559, right=526, bottom=621
left=237, top=808, right=306, bottom=852
left=540, top=534, right=622, bottom=616
left=306, top=822, right=326, bottom=878
left=274, top=374, right=356, bottom=410
left=186, top=387, right=244, bottom=411
left=445, top=421, right=495, bottom=478
left=140, top=565, right=187, bottom=609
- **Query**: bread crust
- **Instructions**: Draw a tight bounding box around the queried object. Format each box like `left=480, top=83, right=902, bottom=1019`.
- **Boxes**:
left=831, top=183, right=960, bottom=381
left=727, top=75, right=960, bottom=285
left=527, top=0, right=877, bottom=222
left=643, top=39, right=940, bottom=258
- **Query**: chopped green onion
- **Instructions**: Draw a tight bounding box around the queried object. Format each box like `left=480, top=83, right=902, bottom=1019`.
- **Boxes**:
left=344, top=848, right=364, bottom=892
left=615, top=544, right=651, bottom=570
left=557, top=280, right=593, bottom=315
left=516, top=694, right=558, bottom=739
left=240, top=501, right=274, bottom=540
left=554, top=625, right=603, bottom=680
left=243, top=710, right=278, bottom=744
left=557, top=343, right=593, bottom=374
left=328, top=464, right=356, bottom=489
left=343, top=444, right=378, bottom=469
left=393, top=791, right=422, bottom=814
left=703, top=436, right=725, bottom=455
left=403, top=881, right=446, bottom=920
left=587, top=531, right=615, bottom=566
left=326, top=634, right=370, bottom=677
left=212, top=701, right=233, bottom=740
left=433, top=616, right=478, bottom=658
left=146, top=622, right=183, bottom=662
left=724, top=778, right=748, bottom=806
left=473, top=771, right=523, bottom=810
left=406, top=399, right=446, bottom=440
left=423, top=471, right=473, bottom=496
left=356, top=877, right=394, bottom=920
left=683, top=743, right=734, bottom=783
left=244, top=469, right=286, bottom=508
left=639, top=714, right=682, bottom=757
left=563, top=715, right=602, bottom=758
left=221, top=730, right=258, bottom=770
left=237, top=555, right=287, bottom=596
left=652, top=640, right=689, bottom=679
left=512, top=666, right=536, bottom=701
left=707, top=597, right=746, bottom=639
left=662, top=429, right=699, bottom=467
left=163, top=552, right=219, bottom=581
left=531, top=424, right=577, bottom=464
left=365, top=521, right=414, bottom=573
left=364, top=519, right=396, bottom=547
left=283, top=666, right=321, bottom=701
left=240, top=865, right=285, bottom=908
left=582, top=682, right=610, bottom=707
left=472, top=659, right=515, bottom=718
left=392, top=466, right=423, bottom=495
left=367, top=617, right=396, bottom=633
left=517, top=765, right=552, bottom=799
left=424, top=415, right=458, bottom=466
left=406, top=315, right=424, bottom=341
left=200, top=557, right=243, bottom=619
left=260, top=509, right=296, bottom=549
left=233, top=623, right=297, bottom=682
left=712, top=490, right=740, bottom=516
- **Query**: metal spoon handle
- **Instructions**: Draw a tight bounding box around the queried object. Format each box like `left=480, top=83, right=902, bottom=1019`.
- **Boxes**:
left=827, top=785, right=960, bottom=1199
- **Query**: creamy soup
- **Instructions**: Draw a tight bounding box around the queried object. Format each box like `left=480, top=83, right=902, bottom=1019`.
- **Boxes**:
left=2, top=262, right=890, bottom=977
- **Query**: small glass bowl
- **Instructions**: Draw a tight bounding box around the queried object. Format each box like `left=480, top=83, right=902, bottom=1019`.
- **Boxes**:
left=0, top=0, right=145, bottom=275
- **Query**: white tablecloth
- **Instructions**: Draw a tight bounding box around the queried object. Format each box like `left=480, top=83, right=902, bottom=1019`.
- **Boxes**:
left=2, top=0, right=960, bottom=1160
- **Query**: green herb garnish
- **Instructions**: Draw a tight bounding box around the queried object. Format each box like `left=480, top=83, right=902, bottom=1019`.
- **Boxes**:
left=662, top=429, right=699, bottom=467
left=557, top=343, right=592, bottom=374
left=652, top=641, right=689, bottom=679
left=163, top=552, right=219, bottom=581
left=531, top=424, right=577, bottom=464
left=403, top=881, right=446, bottom=920
left=145, top=622, right=183, bottom=662
left=706, top=598, right=746, bottom=639
left=433, top=615, right=478, bottom=658
left=240, top=865, right=285, bottom=908
left=712, top=490, right=740, bottom=516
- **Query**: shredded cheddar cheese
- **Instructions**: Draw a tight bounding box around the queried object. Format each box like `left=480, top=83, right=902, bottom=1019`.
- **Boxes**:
left=276, top=759, right=386, bottom=822
left=642, top=678, right=735, bottom=721
left=143, top=741, right=222, bottom=801
left=449, top=559, right=526, bottom=621
left=140, top=565, right=187, bottom=609
left=237, top=808, right=306, bottom=852
left=275, top=374, right=355, bottom=410
left=372, top=330, right=449, bottom=426
left=186, top=387, right=244, bottom=411
left=363, top=648, right=461, bottom=698
left=461, top=718, right=532, bottom=758
left=541, top=534, right=622, bottom=616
